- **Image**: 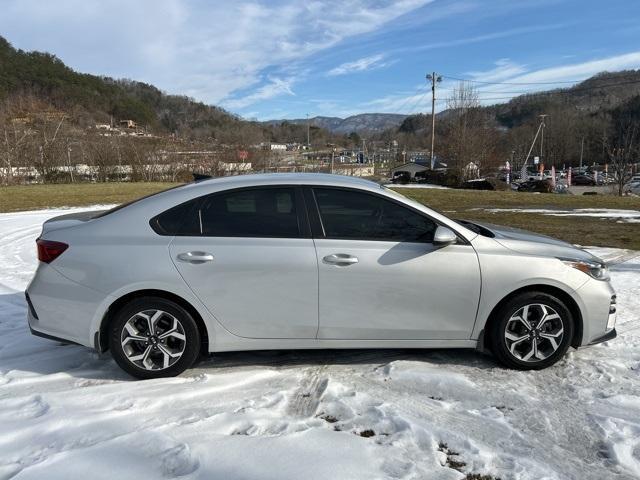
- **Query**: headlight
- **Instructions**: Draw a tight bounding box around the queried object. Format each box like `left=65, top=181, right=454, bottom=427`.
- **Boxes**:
left=560, top=258, right=609, bottom=281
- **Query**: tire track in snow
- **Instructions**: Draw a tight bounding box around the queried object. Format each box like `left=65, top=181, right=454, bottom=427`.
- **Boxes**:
left=330, top=360, right=636, bottom=480
left=287, top=365, right=329, bottom=418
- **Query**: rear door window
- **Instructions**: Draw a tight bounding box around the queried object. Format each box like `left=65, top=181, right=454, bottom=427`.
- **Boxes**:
left=151, top=187, right=301, bottom=238
left=199, top=188, right=299, bottom=237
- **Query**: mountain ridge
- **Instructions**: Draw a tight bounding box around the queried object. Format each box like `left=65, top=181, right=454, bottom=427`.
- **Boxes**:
left=263, top=113, right=408, bottom=134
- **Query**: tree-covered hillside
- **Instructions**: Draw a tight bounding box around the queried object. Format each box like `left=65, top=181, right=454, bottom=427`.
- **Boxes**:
left=0, top=36, right=249, bottom=138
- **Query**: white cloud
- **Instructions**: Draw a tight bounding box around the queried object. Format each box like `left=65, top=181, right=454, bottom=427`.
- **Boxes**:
left=461, top=52, right=640, bottom=106
left=502, top=51, right=640, bottom=84
left=364, top=88, right=431, bottom=114
left=466, top=59, right=528, bottom=83
left=225, top=77, right=296, bottom=109
left=0, top=0, right=434, bottom=111
left=395, top=24, right=571, bottom=55
left=361, top=51, right=640, bottom=115
left=327, top=54, right=388, bottom=76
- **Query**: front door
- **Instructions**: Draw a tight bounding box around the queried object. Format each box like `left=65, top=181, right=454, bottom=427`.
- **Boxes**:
left=169, top=186, right=318, bottom=339
left=310, top=187, right=481, bottom=340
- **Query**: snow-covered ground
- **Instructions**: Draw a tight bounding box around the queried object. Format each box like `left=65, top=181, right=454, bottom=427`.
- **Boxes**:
left=1, top=207, right=640, bottom=480
left=480, top=207, right=640, bottom=224
left=384, top=183, right=450, bottom=189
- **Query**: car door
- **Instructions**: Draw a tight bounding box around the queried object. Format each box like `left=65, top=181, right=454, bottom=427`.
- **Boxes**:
left=308, top=186, right=481, bottom=340
left=165, top=186, right=318, bottom=339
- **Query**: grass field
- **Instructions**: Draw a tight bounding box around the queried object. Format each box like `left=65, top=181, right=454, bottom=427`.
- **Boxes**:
left=0, top=182, right=178, bottom=212
left=394, top=187, right=640, bottom=250
left=1, top=182, right=638, bottom=249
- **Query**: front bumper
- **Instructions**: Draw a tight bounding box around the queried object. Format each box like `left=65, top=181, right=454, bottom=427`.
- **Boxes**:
left=588, top=328, right=617, bottom=345
left=575, top=278, right=617, bottom=346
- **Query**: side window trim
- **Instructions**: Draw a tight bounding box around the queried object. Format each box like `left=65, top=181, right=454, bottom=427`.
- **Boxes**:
left=302, top=186, right=325, bottom=237
left=151, top=184, right=310, bottom=239
left=305, top=185, right=467, bottom=244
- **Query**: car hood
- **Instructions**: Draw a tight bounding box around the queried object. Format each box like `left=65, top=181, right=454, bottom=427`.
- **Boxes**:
left=466, top=220, right=604, bottom=264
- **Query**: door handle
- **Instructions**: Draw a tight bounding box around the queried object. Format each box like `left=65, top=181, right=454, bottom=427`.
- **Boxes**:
left=323, top=253, right=359, bottom=266
left=177, top=251, right=214, bottom=264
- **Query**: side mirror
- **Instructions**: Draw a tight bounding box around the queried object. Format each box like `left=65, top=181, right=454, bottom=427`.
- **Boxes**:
left=433, top=226, right=457, bottom=246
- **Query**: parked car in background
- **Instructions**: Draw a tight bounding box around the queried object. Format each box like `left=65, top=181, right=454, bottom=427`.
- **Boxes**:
left=572, top=174, right=597, bottom=186
left=27, top=174, right=616, bottom=378
left=623, top=179, right=640, bottom=194
left=513, top=179, right=554, bottom=193
left=391, top=171, right=411, bottom=184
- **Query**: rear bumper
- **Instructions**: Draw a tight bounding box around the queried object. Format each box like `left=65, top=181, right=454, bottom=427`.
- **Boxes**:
left=26, top=262, right=108, bottom=348
left=28, top=322, right=81, bottom=346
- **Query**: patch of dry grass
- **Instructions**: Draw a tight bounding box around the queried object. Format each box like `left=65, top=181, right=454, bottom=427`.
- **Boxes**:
left=0, top=182, right=179, bottom=212
left=1, top=182, right=638, bottom=250
left=393, top=188, right=640, bottom=250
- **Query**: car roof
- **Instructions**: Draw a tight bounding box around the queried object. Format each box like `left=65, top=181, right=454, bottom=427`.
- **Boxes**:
left=95, top=172, right=479, bottom=242
left=177, top=173, right=382, bottom=194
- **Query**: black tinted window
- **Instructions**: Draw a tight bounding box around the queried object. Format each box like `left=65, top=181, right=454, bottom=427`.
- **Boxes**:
left=199, top=188, right=299, bottom=237
left=152, top=199, right=200, bottom=235
left=313, top=188, right=436, bottom=242
left=152, top=188, right=300, bottom=237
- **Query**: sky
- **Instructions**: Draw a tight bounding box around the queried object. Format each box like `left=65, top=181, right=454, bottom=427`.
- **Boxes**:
left=1, top=0, right=640, bottom=120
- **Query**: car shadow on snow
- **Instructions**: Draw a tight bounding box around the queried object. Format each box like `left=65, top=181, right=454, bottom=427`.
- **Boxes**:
left=193, top=347, right=501, bottom=374
left=0, top=291, right=500, bottom=381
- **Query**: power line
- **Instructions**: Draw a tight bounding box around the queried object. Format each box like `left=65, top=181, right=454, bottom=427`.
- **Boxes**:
left=398, top=74, right=640, bottom=116
left=389, top=85, right=429, bottom=115
left=453, top=78, right=640, bottom=102
left=441, top=75, right=586, bottom=86
left=404, top=91, right=430, bottom=115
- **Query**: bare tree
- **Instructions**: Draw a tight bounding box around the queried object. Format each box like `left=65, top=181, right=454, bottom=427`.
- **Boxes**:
left=444, top=82, right=499, bottom=182
left=607, top=127, right=637, bottom=196
left=607, top=97, right=639, bottom=196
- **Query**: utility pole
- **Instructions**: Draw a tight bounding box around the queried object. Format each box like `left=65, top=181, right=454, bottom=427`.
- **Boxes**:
left=66, top=144, right=75, bottom=183
left=579, top=136, right=584, bottom=169
left=331, top=148, right=335, bottom=174
left=306, top=114, right=310, bottom=148
left=426, top=72, right=442, bottom=168
left=539, top=114, right=547, bottom=172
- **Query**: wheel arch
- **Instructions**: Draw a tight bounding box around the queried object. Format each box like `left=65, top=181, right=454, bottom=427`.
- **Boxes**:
left=481, top=284, right=583, bottom=351
left=97, top=289, right=210, bottom=355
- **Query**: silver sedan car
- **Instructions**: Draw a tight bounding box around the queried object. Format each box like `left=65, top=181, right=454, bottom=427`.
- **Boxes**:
left=27, top=174, right=617, bottom=379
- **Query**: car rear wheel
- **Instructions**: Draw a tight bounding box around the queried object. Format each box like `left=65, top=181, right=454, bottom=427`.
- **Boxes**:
left=489, top=291, right=574, bottom=370
left=109, top=297, right=201, bottom=379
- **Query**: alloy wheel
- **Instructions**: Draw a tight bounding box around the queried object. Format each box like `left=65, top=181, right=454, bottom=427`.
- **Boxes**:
left=120, top=309, right=187, bottom=370
left=504, top=303, right=564, bottom=362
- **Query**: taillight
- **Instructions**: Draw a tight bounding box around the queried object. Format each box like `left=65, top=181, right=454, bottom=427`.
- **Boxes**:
left=37, top=239, right=68, bottom=263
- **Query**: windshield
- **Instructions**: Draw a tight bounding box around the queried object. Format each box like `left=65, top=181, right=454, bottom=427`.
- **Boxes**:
left=454, top=219, right=495, bottom=237
left=381, top=184, right=451, bottom=217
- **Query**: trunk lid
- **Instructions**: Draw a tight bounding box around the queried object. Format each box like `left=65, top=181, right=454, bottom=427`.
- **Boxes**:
left=41, top=210, right=107, bottom=235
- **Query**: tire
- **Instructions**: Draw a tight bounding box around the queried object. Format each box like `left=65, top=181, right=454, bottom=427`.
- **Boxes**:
left=109, top=297, right=201, bottom=379
left=489, top=291, right=574, bottom=370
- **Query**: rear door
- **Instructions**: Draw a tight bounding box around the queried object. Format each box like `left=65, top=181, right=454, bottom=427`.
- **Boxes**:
left=307, top=186, right=481, bottom=340
left=163, top=186, right=318, bottom=339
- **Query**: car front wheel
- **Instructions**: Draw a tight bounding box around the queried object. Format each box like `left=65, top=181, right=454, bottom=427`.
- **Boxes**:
left=489, top=291, right=574, bottom=370
left=109, top=297, right=201, bottom=379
